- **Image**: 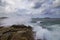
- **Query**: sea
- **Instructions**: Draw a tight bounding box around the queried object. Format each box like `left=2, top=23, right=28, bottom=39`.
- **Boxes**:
left=26, top=22, right=60, bottom=40
left=0, top=18, right=60, bottom=40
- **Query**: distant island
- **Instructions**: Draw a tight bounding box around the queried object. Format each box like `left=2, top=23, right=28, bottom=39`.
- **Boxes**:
left=0, top=17, right=8, bottom=19
left=31, top=17, right=60, bottom=25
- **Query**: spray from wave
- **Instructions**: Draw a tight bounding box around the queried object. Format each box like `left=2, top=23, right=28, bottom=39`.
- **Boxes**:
left=0, top=16, right=52, bottom=40
left=1, top=16, right=31, bottom=26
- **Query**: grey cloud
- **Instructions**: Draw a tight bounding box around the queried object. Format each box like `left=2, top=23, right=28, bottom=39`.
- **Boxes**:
left=0, top=0, right=6, bottom=7
left=32, top=2, right=42, bottom=9
left=52, top=0, right=60, bottom=8
left=0, top=0, right=60, bottom=18
left=0, top=0, right=3, bottom=6
left=56, top=5, right=60, bottom=8
left=0, top=0, right=7, bottom=17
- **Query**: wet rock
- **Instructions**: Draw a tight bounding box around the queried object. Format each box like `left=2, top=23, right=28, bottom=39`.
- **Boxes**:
left=0, top=25, right=34, bottom=40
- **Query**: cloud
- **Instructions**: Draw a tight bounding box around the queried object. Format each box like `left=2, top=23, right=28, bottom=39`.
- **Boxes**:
left=0, top=0, right=7, bottom=17
left=4, top=0, right=52, bottom=15
left=0, top=0, right=6, bottom=7
left=52, top=0, right=60, bottom=8
left=49, top=0, right=60, bottom=15
left=0, top=0, right=60, bottom=17
left=4, top=0, right=35, bottom=13
left=32, top=2, right=41, bottom=9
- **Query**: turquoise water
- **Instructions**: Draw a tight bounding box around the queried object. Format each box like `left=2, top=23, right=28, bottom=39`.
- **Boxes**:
left=45, top=24, right=60, bottom=40
left=31, top=19, right=60, bottom=40
left=38, top=22, right=60, bottom=40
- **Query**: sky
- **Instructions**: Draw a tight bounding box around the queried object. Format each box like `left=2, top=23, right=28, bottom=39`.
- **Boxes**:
left=0, top=0, right=60, bottom=18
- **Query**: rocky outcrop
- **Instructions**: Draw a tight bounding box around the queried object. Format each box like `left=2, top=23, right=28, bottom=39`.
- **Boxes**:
left=0, top=25, right=34, bottom=40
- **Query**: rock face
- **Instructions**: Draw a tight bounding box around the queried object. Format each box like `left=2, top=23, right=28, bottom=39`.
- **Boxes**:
left=0, top=25, right=34, bottom=40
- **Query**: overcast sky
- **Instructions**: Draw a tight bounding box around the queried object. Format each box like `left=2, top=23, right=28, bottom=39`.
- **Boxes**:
left=0, top=0, right=60, bottom=18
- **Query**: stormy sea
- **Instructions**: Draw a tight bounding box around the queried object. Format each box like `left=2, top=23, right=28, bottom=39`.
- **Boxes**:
left=0, top=17, right=60, bottom=40
left=31, top=18, right=60, bottom=40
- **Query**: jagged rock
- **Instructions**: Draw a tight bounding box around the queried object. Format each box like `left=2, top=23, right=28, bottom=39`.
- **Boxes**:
left=0, top=25, right=34, bottom=40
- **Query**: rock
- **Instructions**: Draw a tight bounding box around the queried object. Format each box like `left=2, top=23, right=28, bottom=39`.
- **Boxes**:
left=0, top=25, right=34, bottom=40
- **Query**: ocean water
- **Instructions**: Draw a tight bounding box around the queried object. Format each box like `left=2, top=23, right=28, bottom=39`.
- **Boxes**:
left=25, top=23, right=59, bottom=40
left=36, top=22, right=60, bottom=40
left=0, top=18, right=60, bottom=40
left=46, top=24, right=60, bottom=40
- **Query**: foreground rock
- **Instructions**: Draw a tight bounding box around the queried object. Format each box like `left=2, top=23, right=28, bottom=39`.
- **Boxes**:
left=0, top=25, right=34, bottom=40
